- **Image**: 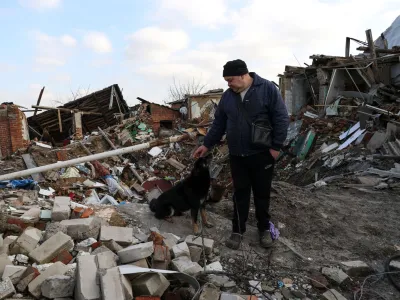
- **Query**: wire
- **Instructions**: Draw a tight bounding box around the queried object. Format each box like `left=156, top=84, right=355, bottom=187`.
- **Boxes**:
left=354, top=270, right=400, bottom=300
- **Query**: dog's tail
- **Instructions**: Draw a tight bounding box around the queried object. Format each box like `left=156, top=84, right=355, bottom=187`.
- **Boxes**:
left=149, top=198, right=157, bottom=212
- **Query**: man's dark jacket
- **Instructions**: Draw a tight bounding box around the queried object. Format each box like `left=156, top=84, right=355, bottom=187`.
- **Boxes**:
left=203, top=72, right=289, bottom=156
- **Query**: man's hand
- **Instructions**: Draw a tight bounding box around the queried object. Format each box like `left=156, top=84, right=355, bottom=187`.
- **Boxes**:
left=193, top=145, right=209, bottom=158
left=269, top=149, right=280, bottom=160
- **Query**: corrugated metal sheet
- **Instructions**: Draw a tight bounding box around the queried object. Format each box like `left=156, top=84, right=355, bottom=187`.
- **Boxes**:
left=28, top=84, right=128, bottom=143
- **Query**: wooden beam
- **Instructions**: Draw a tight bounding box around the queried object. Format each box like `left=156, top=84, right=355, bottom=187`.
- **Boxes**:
left=366, top=29, right=380, bottom=82
left=345, top=37, right=351, bottom=57
left=58, top=109, right=62, bottom=132
left=33, top=86, right=45, bottom=116
left=356, top=46, right=400, bottom=54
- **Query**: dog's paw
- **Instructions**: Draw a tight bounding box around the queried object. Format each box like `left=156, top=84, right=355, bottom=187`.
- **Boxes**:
left=204, top=222, right=214, bottom=228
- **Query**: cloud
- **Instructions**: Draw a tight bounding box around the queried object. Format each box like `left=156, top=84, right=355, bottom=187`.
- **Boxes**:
left=83, top=32, right=112, bottom=54
left=18, top=0, right=62, bottom=10
left=50, top=73, right=71, bottom=82
left=156, top=0, right=229, bottom=29
left=31, top=31, right=77, bottom=67
left=125, top=27, right=189, bottom=62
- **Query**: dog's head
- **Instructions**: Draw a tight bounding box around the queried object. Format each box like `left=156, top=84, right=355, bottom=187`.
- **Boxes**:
left=192, top=154, right=212, bottom=174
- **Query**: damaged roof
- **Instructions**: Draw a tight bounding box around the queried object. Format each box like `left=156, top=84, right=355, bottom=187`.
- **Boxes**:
left=28, top=84, right=129, bottom=143
left=137, top=97, right=179, bottom=111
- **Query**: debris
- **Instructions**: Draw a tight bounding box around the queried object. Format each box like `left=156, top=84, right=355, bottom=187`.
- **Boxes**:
left=60, top=217, right=100, bottom=240
left=321, top=267, right=349, bottom=285
left=29, top=232, right=74, bottom=264
left=117, top=242, right=154, bottom=264
left=131, top=273, right=170, bottom=297
left=340, top=260, right=374, bottom=277
left=100, top=226, right=133, bottom=246
left=0, top=277, right=16, bottom=299
left=185, top=235, right=214, bottom=255
left=41, top=275, right=75, bottom=299
left=52, top=196, right=71, bottom=221
left=171, top=256, right=202, bottom=276
left=75, top=255, right=100, bottom=300
left=171, top=242, right=190, bottom=259
left=2, top=265, right=27, bottom=284
left=99, top=267, right=126, bottom=300
left=322, top=289, right=347, bottom=300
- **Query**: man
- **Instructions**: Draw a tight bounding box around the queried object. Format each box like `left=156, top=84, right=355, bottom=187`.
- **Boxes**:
left=179, top=104, right=188, bottom=120
left=193, top=59, right=289, bottom=249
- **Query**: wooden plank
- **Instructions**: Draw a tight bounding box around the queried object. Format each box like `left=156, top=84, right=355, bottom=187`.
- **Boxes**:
left=166, top=158, right=186, bottom=171
left=366, top=29, right=380, bottom=82
left=21, top=154, right=45, bottom=182
left=98, top=127, right=123, bottom=160
left=345, top=37, right=350, bottom=57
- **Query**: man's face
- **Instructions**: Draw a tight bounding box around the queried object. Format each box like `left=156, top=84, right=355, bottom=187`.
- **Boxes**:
left=224, top=76, right=245, bottom=93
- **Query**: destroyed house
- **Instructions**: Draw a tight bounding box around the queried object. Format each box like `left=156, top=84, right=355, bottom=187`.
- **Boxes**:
left=0, top=103, right=30, bottom=158
left=137, top=97, right=180, bottom=134
left=28, top=84, right=129, bottom=144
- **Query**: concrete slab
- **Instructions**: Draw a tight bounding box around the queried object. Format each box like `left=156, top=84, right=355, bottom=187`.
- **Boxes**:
left=41, top=275, right=75, bottom=299
left=60, top=217, right=101, bottom=240
left=99, top=267, right=125, bottom=300
left=171, top=242, right=190, bottom=259
left=117, top=242, right=154, bottom=264
left=14, top=227, right=42, bottom=255
left=75, top=255, right=100, bottom=300
left=28, top=262, right=69, bottom=299
left=131, top=273, right=170, bottom=297
left=52, top=196, right=71, bottom=221
left=29, top=232, right=74, bottom=264
left=100, top=226, right=133, bottom=246
left=2, top=265, right=27, bottom=285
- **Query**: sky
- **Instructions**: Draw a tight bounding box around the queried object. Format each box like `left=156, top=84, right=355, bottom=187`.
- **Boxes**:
left=0, top=0, right=399, bottom=115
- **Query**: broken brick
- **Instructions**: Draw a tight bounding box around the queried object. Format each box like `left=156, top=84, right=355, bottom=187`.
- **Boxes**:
left=51, top=249, right=73, bottom=265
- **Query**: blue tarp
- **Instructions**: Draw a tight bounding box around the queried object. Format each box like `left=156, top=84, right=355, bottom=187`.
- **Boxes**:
left=0, top=179, right=37, bottom=190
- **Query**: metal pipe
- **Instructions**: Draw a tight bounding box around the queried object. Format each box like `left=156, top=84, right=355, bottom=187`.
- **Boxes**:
left=0, top=133, right=195, bottom=181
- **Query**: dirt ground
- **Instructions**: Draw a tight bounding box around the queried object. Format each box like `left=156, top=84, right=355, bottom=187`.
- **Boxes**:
left=208, top=181, right=400, bottom=299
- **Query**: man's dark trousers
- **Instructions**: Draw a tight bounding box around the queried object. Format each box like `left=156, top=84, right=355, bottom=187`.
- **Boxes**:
left=229, top=151, right=275, bottom=234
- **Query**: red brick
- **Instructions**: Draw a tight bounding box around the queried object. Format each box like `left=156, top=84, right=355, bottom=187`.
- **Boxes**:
left=51, top=249, right=73, bottom=264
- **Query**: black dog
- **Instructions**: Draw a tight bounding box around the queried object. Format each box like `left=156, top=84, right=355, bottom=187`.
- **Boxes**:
left=149, top=155, right=214, bottom=235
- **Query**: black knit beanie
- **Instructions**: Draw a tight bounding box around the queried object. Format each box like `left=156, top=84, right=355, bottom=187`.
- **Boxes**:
left=223, top=59, right=248, bottom=77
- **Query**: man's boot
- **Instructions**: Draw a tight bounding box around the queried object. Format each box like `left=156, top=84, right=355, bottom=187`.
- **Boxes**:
left=225, top=233, right=243, bottom=250
left=259, top=230, right=273, bottom=248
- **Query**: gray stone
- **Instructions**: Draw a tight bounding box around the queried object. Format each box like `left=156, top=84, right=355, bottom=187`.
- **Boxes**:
left=100, top=226, right=133, bottom=246
left=185, top=235, right=214, bottom=255
left=41, top=275, right=75, bottom=298
left=91, top=245, right=115, bottom=257
left=101, top=240, right=123, bottom=253
left=171, top=242, right=190, bottom=259
left=281, top=287, right=293, bottom=300
left=322, top=289, right=347, bottom=300
left=75, top=238, right=97, bottom=252
left=131, top=273, right=170, bottom=297
left=52, top=196, right=71, bottom=221
left=96, top=251, right=118, bottom=270
left=322, top=267, right=349, bottom=285
left=0, top=277, right=15, bottom=299
left=200, top=284, right=220, bottom=300
left=0, top=255, right=13, bottom=277
left=171, top=256, right=202, bottom=276
left=188, top=246, right=202, bottom=263
left=117, top=242, right=154, bottom=264
left=99, top=267, right=125, bottom=300
left=13, top=227, right=42, bottom=255
left=60, top=217, right=101, bottom=240
left=2, top=265, right=26, bottom=285
left=162, top=233, right=179, bottom=249
left=120, top=274, right=133, bottom=300
left=29, top=232, right=74, bottom=264
left=205, top=261, right=223, bottom=272
left=43, top=222, right=68, bottom=241
left=75, top=255, right=100, bottom=300
left=340, top=261, right=374, bottom=277
left=28, top=262, right=69, bottom=299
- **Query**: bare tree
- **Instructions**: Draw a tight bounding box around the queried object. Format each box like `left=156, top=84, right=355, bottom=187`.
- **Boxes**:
left=167, top=77, right=207, bottom=103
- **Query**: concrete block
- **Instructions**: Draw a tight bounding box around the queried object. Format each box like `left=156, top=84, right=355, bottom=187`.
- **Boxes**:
left=0, top=255, right=13, bottom=277
left=41, top=275, right=75, bottom=298
left=96, top=251, right=118, bottom=270
left=322, top=267, right=349, bottom=285
left=101, top=240, right=123, bottom=253
left=0, top=277, right=16, bottom=299
left=100, top=226, right=133, bottom=246
left=43, top=222, right=68, bottom=241
left=200, top=285, right=220, bottom=300
left=28, top=261, right=69, bottom=299
left=185, top=235, right=214, bottom=255
left=91, top=245, right=116, bottom=257
left=340, top=261, right=374, bottom=277
left=171, top=256, right=202, bottom=276
left=2, top=265, right=26, bottom=285
left=16, top=266, right=38, bottom=292
left=130, top=259, right=148, bottom=268
left=153, top=245, right=171, bottom=262
left=14, top=227, right=42, bottom=255
left=189, top=246, right=202, bottom=263
left=131, top=273, right=170, bottom=297
left=120, top=274, right=133, bottom=300
left=205, top=261, right=223, bottom=272
left=99, top=267, right=125, bottom=300
left=171, top=242, right=190, bottom=259
left=75, top=255, right=100, bottom=300
left=162, top=233, right=180, bottom=249
left=118, top=242, right=154, bottom=264
left=29, top=232, right=74, bottom=264
left=75, top=238, right=97, bottom=252
left=60, top=217, right=101, bottom=240
left=20, top=207, right=41, bottom=222
left=322, top=289, right=347, bottom=300
left=52, top=197, right=71, bottom=221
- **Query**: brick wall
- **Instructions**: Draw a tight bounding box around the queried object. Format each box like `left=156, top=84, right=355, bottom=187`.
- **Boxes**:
left=150, top=104, right=180, bottom=135
left=0, top=104, right=30, bottom=158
